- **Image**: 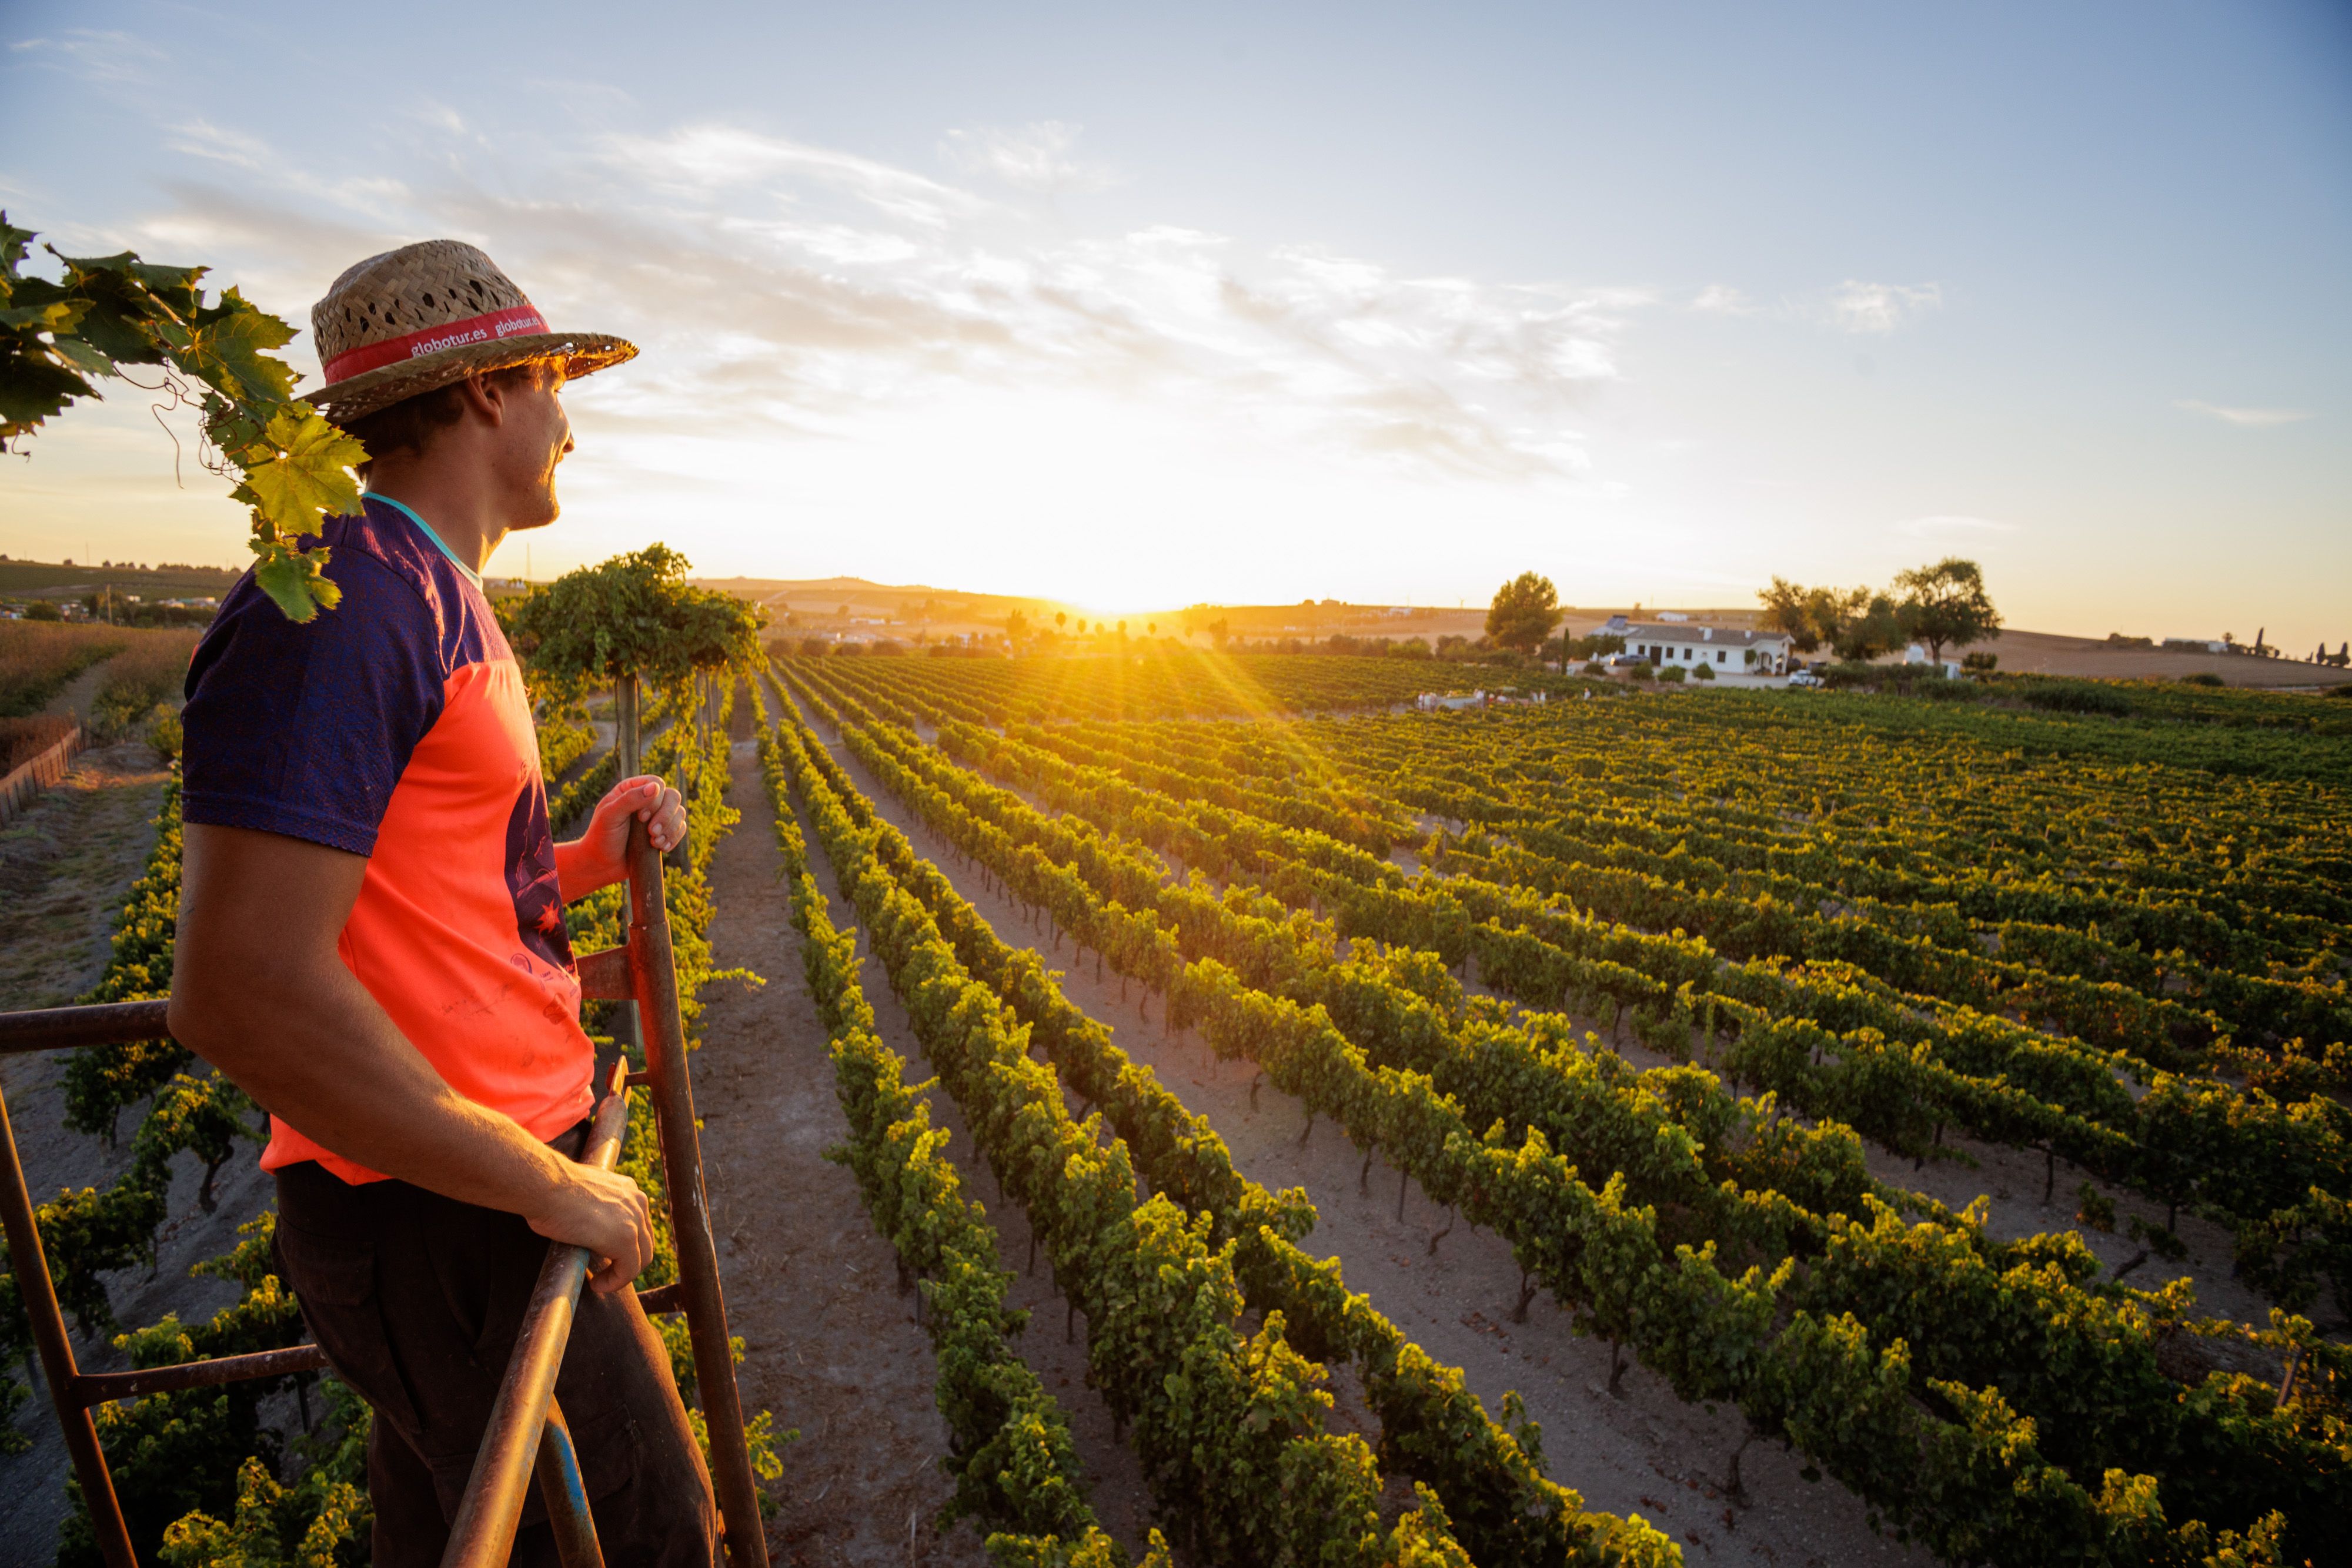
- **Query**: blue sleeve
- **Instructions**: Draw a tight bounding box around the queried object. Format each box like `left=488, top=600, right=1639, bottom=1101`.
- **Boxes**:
left=181, top=550, right=446, bottom=857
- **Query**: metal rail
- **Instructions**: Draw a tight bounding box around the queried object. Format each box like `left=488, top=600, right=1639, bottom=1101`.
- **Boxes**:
left=442, top=1059, right=633, bottom=1568
left=0, top=817, right=767, bottom=1568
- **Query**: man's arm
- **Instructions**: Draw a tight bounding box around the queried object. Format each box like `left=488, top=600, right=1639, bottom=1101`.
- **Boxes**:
left=168, top=822, right=655, bottom=1292
left=554, top=775, right=686, bottom=902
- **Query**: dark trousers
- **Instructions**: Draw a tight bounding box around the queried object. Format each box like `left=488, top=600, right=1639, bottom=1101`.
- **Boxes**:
left=273, top=1132, right=721, bottom=1568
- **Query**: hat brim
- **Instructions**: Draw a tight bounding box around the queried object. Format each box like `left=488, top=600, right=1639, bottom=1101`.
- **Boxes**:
left=306, top=331, right=638, bottom=423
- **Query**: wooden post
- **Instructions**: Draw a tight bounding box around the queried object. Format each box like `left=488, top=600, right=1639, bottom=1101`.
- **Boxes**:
left=627, top=820, right=769, bottom=1567
left=616, top=675, right=642, bottom=778
left=613, top=674, right=643, bottom=1054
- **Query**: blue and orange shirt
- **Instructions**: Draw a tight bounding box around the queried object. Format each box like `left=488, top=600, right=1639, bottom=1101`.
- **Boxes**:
left=182, top=496, right=590, bottom=1184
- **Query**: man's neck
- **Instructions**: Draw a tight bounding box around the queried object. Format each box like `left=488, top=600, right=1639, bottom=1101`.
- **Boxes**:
left=363, top=487, right=504, bottom=574
left=362, top=464, right=506, bottom=573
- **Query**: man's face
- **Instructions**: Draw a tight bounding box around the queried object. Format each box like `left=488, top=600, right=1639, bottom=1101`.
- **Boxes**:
left=494, top=363, right=573, bottom=531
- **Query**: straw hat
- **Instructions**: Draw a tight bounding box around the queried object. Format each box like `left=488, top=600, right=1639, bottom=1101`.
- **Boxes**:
left=306, top=240, right=636, bottom=422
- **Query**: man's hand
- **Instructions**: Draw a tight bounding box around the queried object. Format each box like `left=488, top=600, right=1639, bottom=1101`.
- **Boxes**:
left=558, top=776, right=685, bottom=901
left=527, top=1164, right=659, bottom=1293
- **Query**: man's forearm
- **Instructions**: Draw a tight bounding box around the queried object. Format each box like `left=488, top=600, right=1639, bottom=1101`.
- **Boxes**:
left=554, top=835, right=620, bottom=904
left=171, top=941, right=570, bottom=1215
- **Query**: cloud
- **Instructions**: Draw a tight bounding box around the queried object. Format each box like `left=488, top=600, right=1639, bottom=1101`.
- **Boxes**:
left=599, top=124, right=985, bottom=227
left=940, top=122, right=1118, bottom=194
left=1689, top=284, right=1753, bottom=315
left=2173, top=399, right=2311, bottom=428
left=1829, top=279, right=1941, bottom=334
left=1893, top=514, right=2016, bottom=540
left=8, top=31, right=162, bottom=85
left=125, top=118, right=1638, bottom=482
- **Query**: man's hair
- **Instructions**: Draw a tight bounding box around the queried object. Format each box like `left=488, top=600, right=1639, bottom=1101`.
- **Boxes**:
left=343, top=361, right=548, bottom=477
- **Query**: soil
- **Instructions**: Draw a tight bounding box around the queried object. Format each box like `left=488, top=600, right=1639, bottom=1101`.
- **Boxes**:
left=693, top=738, right=1159, bottom=1564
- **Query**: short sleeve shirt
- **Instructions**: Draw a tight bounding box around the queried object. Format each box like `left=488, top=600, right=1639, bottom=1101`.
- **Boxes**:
left=182, top=497, right=592, bottom=1183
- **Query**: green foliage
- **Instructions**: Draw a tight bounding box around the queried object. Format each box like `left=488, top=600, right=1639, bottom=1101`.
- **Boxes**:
left=764, top=710, right=1570, bottom=1566
left=1762, top=560, right=2002, bottom=664
left=1893, top=557, right=2002, bottom=662
left=1757, top=577, right=1866, bottom=655
left=1484, top=571, right=1562, bottom=656
left=506, top=544, right=766, bottom=699
left=0, top=215, right=366, bottom=621
left=57, top=1216, right=335, bottom=1568
left=804, top=661, right=2352, bottom=1563
left=155, top=1377, right=372, bottom=1568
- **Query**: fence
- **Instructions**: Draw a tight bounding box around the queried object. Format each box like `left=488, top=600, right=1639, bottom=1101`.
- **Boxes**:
left=0, top=724, right=86, bottom=827
left=0, top=819, right=769, bottom=1568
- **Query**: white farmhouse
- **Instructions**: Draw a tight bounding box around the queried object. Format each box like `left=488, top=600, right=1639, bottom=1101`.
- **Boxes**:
left=1622, top=623, right=1795, bottom=675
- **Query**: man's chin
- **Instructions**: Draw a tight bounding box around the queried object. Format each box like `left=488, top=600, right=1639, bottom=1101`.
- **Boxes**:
left=512, top=499, right=560, bottom=531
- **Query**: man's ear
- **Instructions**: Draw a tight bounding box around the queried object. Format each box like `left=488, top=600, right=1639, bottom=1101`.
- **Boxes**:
left=453, top=372, right=506, bottom=427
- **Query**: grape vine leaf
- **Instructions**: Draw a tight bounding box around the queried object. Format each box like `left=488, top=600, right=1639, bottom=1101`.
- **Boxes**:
left=238, top=406, right=366, bottom=536
left=251, top=539, right=343, bottom=624
left=175, top=291, right=300, bottom=407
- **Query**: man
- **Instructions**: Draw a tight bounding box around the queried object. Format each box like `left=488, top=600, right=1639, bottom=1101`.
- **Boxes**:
left=168, top=240, right=721, bottom=1566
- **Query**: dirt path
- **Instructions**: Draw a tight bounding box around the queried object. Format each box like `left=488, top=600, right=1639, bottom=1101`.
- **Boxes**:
left=38, top=656, right=119, bottom=727
left=694, top=741, right=1156, bottom=1563
left=0, top=740, right=171, bottom=1017
left=814, top=724, right=1931, bottom=1568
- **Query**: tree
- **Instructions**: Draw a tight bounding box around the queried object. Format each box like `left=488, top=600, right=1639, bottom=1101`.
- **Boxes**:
left=1485, top=571, right=1562, bottom=657
left=506, top=543, right=764, bottom=774
left=1892, top=557, right=2002, bottom=664
left=1007, top=610, right=1031, bottom=643
left=1832, top=594, right=1908, bottom=662
left=1758, top=577, right=1868, bottom=654
left=1055, top=611, right=1068, bottom=631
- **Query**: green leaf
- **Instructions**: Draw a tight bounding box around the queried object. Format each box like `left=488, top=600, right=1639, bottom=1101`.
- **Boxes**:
left=0, top=299, right=89, bottom=334
left=0, top=350, right=98, bottom=437
left=238, top=407, right=366, bottom=540
left=0, top=214, right=32, bottom=286
left=48, top=333, right=116, bottom=377
left=250, top=539, right=342, bottom=623
left=173, top=293, right=298, bottom=407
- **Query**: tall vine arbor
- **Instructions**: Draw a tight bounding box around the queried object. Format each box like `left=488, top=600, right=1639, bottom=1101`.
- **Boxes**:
left=504, top=541, right=767, bottom=774
left=502, top=543, right=764, bottom=1057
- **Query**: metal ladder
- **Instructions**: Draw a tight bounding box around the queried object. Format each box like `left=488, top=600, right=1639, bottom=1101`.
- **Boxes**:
left=0, top=821, right=770, bottom=1568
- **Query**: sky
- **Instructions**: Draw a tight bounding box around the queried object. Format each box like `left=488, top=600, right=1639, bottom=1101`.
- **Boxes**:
left=2, top=1, right=2347, bottom=646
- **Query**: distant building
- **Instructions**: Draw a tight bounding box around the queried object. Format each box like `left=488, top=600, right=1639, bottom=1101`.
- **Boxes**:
left=1622, top=623, right=1793, bottom=675
left=1656, top=610, right=1690, bottom=622
left=2161, top=637, right=2228, bottom=654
